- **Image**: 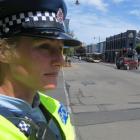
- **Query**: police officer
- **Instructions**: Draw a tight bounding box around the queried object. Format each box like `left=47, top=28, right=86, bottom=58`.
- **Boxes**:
left=0, top=0, right=81, bottom=140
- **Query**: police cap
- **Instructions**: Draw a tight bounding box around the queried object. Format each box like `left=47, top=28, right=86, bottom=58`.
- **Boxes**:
left=0, top=0, right=81, bottom=46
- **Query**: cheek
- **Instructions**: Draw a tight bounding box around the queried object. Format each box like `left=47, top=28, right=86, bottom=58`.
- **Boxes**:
left=31, top=51, right=51, bottom=69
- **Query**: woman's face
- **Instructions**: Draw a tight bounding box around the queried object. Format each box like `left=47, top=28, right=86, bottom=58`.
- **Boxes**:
left=10, top=37, right=64, bottom=91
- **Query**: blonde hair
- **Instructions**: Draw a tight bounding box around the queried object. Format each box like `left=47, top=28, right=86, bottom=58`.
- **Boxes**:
left=0, top=37, right=18, bottom=85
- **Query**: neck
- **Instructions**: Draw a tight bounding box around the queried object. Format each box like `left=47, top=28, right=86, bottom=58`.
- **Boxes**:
left=0, top=78, right=36, bottom=104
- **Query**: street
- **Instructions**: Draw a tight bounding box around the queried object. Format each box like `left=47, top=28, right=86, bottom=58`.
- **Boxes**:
left=63, top=61, right=140, bottom=140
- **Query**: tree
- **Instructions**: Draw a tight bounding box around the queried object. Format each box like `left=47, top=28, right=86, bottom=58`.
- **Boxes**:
left=63, top=48, right=75, bottom=56
left=75, top=46, right=86, bottom=56
left=136, top=43, right=140, bottom=54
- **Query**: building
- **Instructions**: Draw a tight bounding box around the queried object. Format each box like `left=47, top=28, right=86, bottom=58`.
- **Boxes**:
left=97, top=41, right=106, bottom=61
left=136, top=31, right=140, bottom=44
left=86, top=44, right=98, bottom=54
left=105, top=30, right=136, bottom=63
left=86, top=42, right=106, bottom=61
left=97, top=41, right=106, bottom=54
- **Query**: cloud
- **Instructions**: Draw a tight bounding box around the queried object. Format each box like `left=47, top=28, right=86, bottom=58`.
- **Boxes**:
left=67, top=8, right=139, bottom=44
left=129, top=9, right=140, bottom=17
left=86, top=0, right=108, bottom=12
left=113, top=0, right=123, bottom=2
left=112, top=0, right=125, bottom=3
left=66, top=0, right=139, bottom=44
left=67, top=0, right=108, bottom=12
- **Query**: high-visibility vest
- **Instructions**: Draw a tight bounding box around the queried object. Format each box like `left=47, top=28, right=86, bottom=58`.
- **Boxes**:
left=0, top=115, right=28, bottom=140
left=0, top=93, right=76, bottom=140
left=39, top=92, right=76, bottom=140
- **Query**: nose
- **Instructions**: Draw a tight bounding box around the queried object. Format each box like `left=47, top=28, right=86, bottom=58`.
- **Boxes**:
left=51, top=53, right=64, bottom=67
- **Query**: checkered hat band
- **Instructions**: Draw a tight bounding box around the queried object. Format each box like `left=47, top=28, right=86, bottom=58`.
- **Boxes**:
left=0, top=11, right=60, bottom=29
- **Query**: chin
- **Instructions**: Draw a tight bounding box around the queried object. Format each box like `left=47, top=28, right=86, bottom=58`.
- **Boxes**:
left=41, top=76, right=58, bottom=90
left=43, top=81, right=57, bottom=90
left=38, top=83, right=57, bottom=93
left=44, top=84, right=57, bottom=90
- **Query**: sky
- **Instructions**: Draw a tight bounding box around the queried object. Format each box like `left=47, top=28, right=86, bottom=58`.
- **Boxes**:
left=66, top=0, right=140, bottom=44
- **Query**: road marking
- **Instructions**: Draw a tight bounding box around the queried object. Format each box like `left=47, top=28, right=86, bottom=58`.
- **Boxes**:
left=62, top=68, right=72, bottom=114
left=62, top=69, right=78, bottom=140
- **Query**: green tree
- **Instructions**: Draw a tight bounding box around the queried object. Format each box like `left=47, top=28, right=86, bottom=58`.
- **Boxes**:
left=63, top=48, right=75, bottom=56
left=75, top=46, right=86, bottom=56
left=136, top=43, right=140, bottom=54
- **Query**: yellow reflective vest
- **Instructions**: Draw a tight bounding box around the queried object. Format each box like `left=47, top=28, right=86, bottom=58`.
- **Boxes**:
left=0, top=92, right=76, bottom=140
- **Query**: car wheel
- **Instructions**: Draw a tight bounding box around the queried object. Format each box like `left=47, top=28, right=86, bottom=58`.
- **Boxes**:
left=116, top=65, right=120, bottom=69
left=126, top=65, right=129, bottom=70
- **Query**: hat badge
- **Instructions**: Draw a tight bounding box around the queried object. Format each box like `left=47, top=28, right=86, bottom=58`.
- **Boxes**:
left=56, top=8, right=64, bottom=23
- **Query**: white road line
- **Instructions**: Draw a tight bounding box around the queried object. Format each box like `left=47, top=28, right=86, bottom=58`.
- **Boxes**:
left=62, top=69, right=81, bottom=140
left=62, top=68, right=72, bottom=114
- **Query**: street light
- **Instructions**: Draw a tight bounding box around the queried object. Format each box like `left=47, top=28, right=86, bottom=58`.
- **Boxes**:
left=75, top=0, right=80, bottom=5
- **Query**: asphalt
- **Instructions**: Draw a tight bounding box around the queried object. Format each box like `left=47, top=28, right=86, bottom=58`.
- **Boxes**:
left=63, top=61, right=140, bottom=140
left=47, top=61, right=140, bottom=140
left=46, top=70, right=67, bottom=106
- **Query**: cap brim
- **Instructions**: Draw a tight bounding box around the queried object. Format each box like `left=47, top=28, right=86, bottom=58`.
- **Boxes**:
left=37, top=32, right=81, bottom=46
left=21, top=29, right=81, bottom=47
left=54, top=32, right=82, bottom=47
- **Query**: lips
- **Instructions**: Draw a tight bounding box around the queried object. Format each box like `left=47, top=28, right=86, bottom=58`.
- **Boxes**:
left=44, top=72, right=58, bottom=76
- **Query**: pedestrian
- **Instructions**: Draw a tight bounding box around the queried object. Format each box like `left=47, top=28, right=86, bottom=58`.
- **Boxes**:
left=68, top=57, right=71, bottom=67
left=79, top=56, right=81, bottom=61
left=0, top=0, right=81, bottom=140
left=65, top=55, right=68, bottom=66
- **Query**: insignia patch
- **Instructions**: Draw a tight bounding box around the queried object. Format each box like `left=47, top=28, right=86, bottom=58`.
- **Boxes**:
left=56, top=8, right=64, bottom=23
left=18, top=117, right=31, bottom=137
left=58, top=103, right=69, bottom=125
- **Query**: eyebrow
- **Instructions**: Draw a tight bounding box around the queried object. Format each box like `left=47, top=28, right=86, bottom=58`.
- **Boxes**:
left=35, top=43, right=63, bottom=50
left=35, top=43, right=50, bottom=48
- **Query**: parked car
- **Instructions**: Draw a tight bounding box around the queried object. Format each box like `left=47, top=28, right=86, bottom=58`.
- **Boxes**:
left=86, top=57, right=95, bottom=63
left=93, top=59, right=101, bottom=63
left=116, top=56, right=139, bottom=70
left=85, top=57, right=101, bottom=63
left=137, top=54, right=140, bottom=66
left=73, top=56, right=78, bottom=59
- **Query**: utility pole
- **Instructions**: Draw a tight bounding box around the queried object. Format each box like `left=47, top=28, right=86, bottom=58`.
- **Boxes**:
left=99, top=36, right=100, bottom=43
left=93, top=36, right=101, bottom=52
left=99, top=36, right=100, bottom=53
left=93, top=36, right=101, bottom=43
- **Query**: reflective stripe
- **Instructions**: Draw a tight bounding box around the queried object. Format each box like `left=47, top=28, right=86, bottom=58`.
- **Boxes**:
left=0, top=115, right=27, bottom=140
left=39, top=92, right=76, bottom=140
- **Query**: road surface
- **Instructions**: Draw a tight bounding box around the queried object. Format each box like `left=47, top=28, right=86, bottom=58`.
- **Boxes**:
left=63, top=62, right=140, bottom=140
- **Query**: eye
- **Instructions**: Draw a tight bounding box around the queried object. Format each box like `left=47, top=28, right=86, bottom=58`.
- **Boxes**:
left=37, top=44, right=50, bottom=50
left=36, top=44, right=63, bottom=54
